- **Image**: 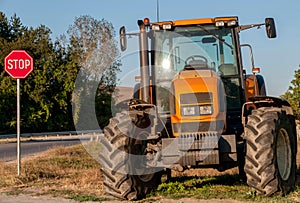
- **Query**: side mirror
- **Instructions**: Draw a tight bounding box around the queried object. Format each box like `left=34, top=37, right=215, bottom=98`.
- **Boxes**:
left=119, top=26, right=127, bottom=51
left=265, top=18, right=277, bottom=38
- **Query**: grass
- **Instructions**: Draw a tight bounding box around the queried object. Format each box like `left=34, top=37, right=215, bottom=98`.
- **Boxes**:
left=0, top=144, right=108, bottom=202
left=1, top=144, right=300, bottom=202
left=150, top=174, right=300, bottom=203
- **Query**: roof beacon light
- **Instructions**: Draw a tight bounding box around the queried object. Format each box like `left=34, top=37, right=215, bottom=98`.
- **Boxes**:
left=144, top=18, right=150, bottom=26
left=252, top=67, right=260, bottom=74
left=135, top=76, right=141, bottom=82
left=215, top=21, right=225, bottom=27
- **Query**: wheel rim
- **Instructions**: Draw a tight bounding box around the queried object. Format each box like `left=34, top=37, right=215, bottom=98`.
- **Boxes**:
left=276, top=128, right=292, bottom=181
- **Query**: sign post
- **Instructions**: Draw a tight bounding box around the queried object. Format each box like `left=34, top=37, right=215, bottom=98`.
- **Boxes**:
left=17, top=78, right=20, bottom=175
left=4, top=50, right=33, bottom=175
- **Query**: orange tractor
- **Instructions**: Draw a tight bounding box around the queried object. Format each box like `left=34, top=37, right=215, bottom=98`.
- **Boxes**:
left=100, top=16, right=297, bottom=200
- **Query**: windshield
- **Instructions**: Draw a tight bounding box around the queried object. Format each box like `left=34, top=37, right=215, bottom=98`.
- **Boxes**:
left=153, top=25, right=240, bottom=113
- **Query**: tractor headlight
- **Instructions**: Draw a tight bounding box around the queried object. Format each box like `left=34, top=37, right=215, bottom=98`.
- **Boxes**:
left=215, top=21, right=225, bottom=27
left=227, top=20, right=237, bottom=26
left=181, top=105, right=213, bottom=116
left=182, top=106, right=196, bottom=116
left=151, top=24, right=160, bottom=30
left=199, top=105, right=213, bottom=115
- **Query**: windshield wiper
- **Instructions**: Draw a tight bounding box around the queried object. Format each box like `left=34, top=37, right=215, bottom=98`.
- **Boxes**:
left=197, top=25, right=233, bottom=49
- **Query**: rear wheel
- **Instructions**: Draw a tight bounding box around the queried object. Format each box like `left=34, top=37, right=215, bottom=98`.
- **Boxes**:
left=244, top=107, right=296, bottom=195
left=100, top=111, right=162, bottom=200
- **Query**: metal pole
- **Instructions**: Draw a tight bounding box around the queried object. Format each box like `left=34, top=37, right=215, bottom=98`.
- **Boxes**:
left=241, top=44, right=258, bottom=96
left=138, top=21, right=150, bottom=103
left=156, top=0, right=160, bottom=22
left=17, top=78, right=21, bottom=176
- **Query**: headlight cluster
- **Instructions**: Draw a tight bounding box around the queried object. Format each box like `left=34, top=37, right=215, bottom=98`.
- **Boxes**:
left=182, top=106, right=196, bottom=116
left=181, top=105, right=213, bottom=116
left=199, top=105, right=213, bottom=115
left=215, top=20, right=237, bottom=27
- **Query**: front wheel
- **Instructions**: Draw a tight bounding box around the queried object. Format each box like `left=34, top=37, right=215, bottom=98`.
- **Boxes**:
left=244, top=107, right=297, bottom=195
left=100, top=111, right=162, bottom=200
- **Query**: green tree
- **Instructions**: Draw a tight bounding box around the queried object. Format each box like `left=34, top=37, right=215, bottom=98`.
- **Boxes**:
left=281, top=67, right=300, bottom=119
left=0, top=12, right=77, bottom=133
left=65, top=15, right=120, bottom=130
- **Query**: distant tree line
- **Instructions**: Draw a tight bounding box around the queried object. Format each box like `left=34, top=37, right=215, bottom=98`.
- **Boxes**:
left=0, top=12, right=120, bottom=134
left=282, top=67, right=300, bottom=120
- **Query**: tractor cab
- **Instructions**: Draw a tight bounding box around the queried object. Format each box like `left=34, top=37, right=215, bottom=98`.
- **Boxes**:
left=150, top=18, right=242, bottom=115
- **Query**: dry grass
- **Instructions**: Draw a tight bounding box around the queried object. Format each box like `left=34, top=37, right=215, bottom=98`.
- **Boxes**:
left=1, top=143, right=300, bottom=202
left=0, top=144, right=105, bottom=200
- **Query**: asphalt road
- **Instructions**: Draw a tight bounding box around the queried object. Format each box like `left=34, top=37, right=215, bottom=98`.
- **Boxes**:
left=0, top=138, right=82, bottom=162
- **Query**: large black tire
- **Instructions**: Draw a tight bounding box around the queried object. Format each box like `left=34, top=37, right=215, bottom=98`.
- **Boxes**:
left=244, top=107, right=297, bottom=195
left=100, top=111, right=162, bottom=200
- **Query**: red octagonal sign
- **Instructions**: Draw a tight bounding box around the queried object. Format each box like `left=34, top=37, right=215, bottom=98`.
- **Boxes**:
left=4, top=50, right=34, bottom=79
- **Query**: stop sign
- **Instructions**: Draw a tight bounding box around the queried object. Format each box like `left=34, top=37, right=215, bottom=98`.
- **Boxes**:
left=4, top=50, right=33, bottom=79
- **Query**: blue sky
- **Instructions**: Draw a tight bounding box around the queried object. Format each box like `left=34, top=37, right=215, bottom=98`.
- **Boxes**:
left=1, top=0, right=300, bottom=96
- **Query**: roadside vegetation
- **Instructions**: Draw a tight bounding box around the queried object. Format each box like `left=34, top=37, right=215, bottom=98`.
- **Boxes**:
left=0, top=144, right=300, bottom=202
left=0, top=145, right=106, bottom=202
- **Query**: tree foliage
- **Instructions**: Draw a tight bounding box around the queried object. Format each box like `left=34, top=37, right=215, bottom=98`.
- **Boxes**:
left=281, top=68, right=300, bottom=119
left=0, top=12, right=120, bottom=133
left=66, top=15, right=120, bottom=130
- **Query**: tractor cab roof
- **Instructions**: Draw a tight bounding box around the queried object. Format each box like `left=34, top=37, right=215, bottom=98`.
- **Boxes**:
left=150, top=16, right=239, bottom=28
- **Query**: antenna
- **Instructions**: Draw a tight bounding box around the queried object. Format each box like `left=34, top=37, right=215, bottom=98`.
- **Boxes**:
left=156, top=0, right=160, bottom=22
